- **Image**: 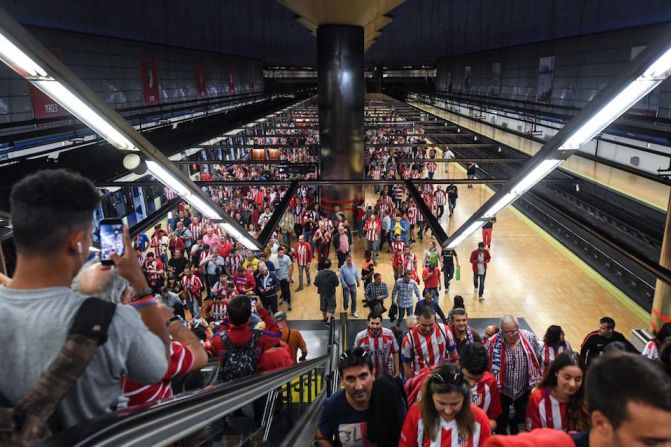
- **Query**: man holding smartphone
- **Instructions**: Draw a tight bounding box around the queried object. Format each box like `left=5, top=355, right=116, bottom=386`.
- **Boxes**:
left=0, top=169, right=170, bottom=428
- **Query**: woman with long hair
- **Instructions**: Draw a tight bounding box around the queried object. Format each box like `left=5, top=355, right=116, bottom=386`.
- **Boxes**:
left=525, top=351, right=589, bottom=432
left=400, top=364, right=491, bottom=446
left=540, top=325, right=572, bottom=373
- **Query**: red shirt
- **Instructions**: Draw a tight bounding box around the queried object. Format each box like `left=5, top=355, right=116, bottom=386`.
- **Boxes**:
left=472, top=371, right=503, bottom=421
left=400, top=402, right=491, bottom=447
left=422, top=267, right=440, bottom=288
left=294, top=242, right=313, bottom=266
left=258, top=341, right=294, bottom=372
left=233, top=270, right=256, bottom=292
left=123, top=341, right=194, bottom=406
left=525, top=387, right=569, bottom=432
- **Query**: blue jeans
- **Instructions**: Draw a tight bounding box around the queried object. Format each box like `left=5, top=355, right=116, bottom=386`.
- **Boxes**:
left=343, top=284, right=357, bottom=314
left=474, top=272, right=486, bottom=297
left=396, top=305, right=413, bottom=325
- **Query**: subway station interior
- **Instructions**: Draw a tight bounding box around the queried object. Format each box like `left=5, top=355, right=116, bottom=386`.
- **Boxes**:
left=1, top=1, right=671, bottom=446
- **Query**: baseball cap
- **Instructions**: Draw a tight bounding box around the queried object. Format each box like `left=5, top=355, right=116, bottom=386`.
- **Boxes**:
left=274, top=311, right=287, bottom=322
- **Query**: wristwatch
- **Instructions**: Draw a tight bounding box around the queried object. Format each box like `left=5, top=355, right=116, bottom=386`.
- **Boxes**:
left=166, top=316, right=181, bottom=327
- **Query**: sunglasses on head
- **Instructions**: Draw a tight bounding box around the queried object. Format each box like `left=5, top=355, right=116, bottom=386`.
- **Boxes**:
left=431, top=370, right=464, bottom=386
left=340, top=348, right=369, bottom=361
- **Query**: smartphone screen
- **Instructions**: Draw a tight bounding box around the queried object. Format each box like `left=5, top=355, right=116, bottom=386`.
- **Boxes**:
left=100, top=220, right=124, bottom=264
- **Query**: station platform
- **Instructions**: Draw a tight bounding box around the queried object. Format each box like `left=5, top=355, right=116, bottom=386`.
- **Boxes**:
left=410, top=101, right=670, bottom=212
left=287, top=113, right=649, bottom=350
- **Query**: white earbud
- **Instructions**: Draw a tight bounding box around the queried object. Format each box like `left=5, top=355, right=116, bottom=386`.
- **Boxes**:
left=77, top=241, right=83, bottom=255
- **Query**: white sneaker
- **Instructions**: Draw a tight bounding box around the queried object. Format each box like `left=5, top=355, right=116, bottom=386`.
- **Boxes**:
left=474, top=288, right=478, bottom=294
left=352, top=312, right=359, bottom=318
left=478, top=295, right=485, bottom=301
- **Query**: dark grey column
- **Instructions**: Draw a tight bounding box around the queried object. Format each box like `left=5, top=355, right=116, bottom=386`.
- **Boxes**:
left=317, top=25, right=364, bottom=218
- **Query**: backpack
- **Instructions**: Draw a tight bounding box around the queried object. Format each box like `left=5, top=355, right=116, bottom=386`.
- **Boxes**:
left=427, top=250, right=439, bottom=267
left=0, top=298, right=116, bottom=447
left=219, top=330, right=262, bottom=382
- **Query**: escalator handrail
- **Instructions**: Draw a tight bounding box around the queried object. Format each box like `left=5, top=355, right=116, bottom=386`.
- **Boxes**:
left=44, top=355, right=332, bottom=447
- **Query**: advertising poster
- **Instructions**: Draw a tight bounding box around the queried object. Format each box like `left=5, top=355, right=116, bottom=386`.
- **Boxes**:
left=195, top=65, right=207, bottom=98
left=30, top=48, right=70, bottom=120
left=140, top=58, right=160, bottom=106
left=536, top=56, right=555, bottom=103
left=226, top=68, right=236, bottom=94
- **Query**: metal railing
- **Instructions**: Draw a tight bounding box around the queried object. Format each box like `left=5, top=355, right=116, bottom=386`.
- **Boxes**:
left=45, top=319, right=340, bottom=447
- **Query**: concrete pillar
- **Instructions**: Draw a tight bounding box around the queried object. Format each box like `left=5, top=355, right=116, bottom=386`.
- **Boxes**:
left=651, top=190, right=671, bottom=332
left=317, top=25, right=364, bottom=220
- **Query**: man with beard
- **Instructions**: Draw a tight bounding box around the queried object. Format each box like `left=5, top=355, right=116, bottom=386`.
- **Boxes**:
left=354, top=313, right=399, bottom=377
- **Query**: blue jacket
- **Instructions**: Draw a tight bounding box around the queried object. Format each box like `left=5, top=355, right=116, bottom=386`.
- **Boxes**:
left=256, top=271, right=279, bottom=297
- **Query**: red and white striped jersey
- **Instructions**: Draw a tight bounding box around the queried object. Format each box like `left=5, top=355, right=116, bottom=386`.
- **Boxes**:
left=400, top=403, right=490, bottom=447
left=354, top=328, right=399, bottom=377
left=293, top=205, right=306, bottom=224
left=642, top=340, right=660, bottom=361
left=189, top=223, right=202, bottom=242
left=376, top=200, right=392, bottom=217
left=322, top=218, right=334, bottom=235
left=434, top=190, right=447, bottom=206
left=143, top=259, right=163, bottom=284
left=471, top=372, right=503, bottom=421
left=182, top=274, right=203, bottom=300
left=363, top=219, right=381, bottom=241
left=294, top=242, right=313, bottom=265
left=209, top=300, right=228, bottom=321
left=400, top=252, right=417, bottom=273
left=540, top=341, right=572, bottom=372
left=225, top=251, right=245, bottom=275
left=123, top=341, right=194, bottom=406
left=401, top=324, right=457, bottom=375
left=427, top=161, right=437, bottom=173
left=525, top=387, right=569, bottom=432
left=407, top=206, right=417, bottom=225
left=164, top=187, right=177, bottom=200
left=391, top=240, right=406, bottom=254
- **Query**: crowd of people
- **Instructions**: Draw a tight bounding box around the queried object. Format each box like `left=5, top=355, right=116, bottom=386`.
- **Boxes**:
left=1, top=104, right=670, bottom=446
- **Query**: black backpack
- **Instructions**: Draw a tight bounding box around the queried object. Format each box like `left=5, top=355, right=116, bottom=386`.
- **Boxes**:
left=219, top=330, right=262, bottom=382
left=0, top=298, right=116, bottom=447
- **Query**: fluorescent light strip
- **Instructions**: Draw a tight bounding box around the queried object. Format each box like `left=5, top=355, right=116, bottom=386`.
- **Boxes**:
left=31, top=80, right=138, bottom=151
left=642, top=47, right=671, bottom=79
left=146, top=161, right=190, bottom=195
left=220, top=223, right=258, bottom=250
left=187, top=194, right=222, bottom=220
left=559, top=79, right=659, bottom=150
left=511, top=159, right=563, bottom=195
left=482, top=192, right=515, bottom=219
left=0, top=33, right=47, bottom=77
left=447, top=220, right=485, bottom=249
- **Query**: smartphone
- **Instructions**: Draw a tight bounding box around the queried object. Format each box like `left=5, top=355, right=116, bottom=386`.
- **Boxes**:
left=99, top=219, right=124, bottom=265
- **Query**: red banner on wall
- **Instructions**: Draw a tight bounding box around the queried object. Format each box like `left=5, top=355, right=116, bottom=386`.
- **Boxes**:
left=195, top=65, right=207, bottom=98
left=140, top=58, right=160, bottom=106
left=30, top=48, right=69, bottom=120
left=226, top=68, right=236, bottom=94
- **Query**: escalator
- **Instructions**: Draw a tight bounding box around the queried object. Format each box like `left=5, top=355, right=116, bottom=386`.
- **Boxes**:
left=43, top=319, right=342, bottom=447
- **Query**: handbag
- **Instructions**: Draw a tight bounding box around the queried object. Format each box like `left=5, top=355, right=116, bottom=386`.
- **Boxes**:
left=388, top=302, right=398, bottom=322
left=455, top=265, right=461, bottom=281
